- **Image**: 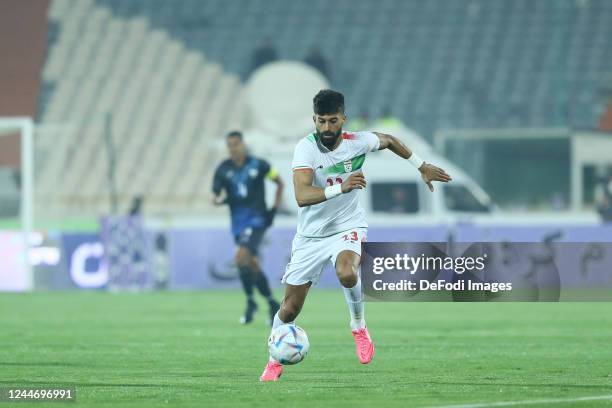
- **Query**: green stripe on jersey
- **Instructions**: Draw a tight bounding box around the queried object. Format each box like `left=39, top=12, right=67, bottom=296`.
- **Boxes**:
left=324, top=153, right=366, bottom=174
left=307, top=133, right=316, bottom=142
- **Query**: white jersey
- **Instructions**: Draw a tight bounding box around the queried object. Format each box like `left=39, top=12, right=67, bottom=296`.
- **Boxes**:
left=291, top=131, right=380, bottom=238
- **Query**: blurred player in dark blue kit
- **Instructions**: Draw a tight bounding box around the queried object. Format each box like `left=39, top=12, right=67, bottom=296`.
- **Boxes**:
left=212, top=131, right=283, bottom=325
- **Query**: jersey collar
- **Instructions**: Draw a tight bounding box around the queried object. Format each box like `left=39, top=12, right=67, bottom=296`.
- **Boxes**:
left=314, top=132, right=344, bottom=153
left=231, top=155, right=251, bottom=168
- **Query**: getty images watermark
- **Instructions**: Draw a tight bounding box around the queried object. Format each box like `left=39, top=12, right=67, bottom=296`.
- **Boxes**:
left=360, top=242, right=612, bottom=301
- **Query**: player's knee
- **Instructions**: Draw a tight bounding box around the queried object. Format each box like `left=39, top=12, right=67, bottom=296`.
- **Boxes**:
left=250, top=257, right=261, bottom=273
left=280, top=300, right=302, bottom=322
left=235, top=255, right=249, bottom=269
left=235, top=248, right=251, bottom=269
left=336, top=262, right=358, bottom=288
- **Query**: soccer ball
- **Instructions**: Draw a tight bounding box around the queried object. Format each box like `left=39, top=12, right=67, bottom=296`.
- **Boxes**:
left=268, top=324, right=309, bottom=365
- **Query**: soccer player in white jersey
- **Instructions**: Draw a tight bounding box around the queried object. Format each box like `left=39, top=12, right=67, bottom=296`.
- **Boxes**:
left=260, top=89, right=452, bottom=381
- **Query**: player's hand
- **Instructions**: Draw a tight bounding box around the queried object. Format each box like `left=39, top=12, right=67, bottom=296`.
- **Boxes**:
left=341, top=172, right=367, bottom=193
left=419, top=163, right=452, bottom=192
left=212, top=193, right=227, bottom=206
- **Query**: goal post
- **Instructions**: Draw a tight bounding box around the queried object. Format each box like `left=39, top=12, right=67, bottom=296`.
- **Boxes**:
left=0, top=116, right=34, bottom=291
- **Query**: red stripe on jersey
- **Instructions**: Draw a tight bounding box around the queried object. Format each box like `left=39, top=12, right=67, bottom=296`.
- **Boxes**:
left=342, top=132, right=356, bottom=140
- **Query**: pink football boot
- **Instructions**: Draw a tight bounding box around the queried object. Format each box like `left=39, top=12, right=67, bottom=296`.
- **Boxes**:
left=259, top=360, right=283, bottom=382
left=352, top=327, right=375, bottom=364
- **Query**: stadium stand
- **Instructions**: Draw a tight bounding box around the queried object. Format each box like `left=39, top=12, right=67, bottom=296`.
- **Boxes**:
left=35, top=0, right=612, bottom=217
left=37, top=0, right=246, bottom=216
left=86, top=0, right=612, bottom=132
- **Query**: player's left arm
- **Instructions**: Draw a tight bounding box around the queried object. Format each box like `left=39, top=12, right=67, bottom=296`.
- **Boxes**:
left=373, top=132, right=452, bottom=192
left=211, top=165, right=227, bottom=205
left=266, top=167, right=284, bottom=209
left=263, top=162, right=284, bottom=227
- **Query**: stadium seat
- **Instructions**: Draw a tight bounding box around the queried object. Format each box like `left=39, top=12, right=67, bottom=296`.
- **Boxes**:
left=35, top=0, right=612, bottom=217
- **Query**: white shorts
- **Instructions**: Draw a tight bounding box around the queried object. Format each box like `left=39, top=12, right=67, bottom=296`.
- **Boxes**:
left=281, top=228, right=367, bottom=286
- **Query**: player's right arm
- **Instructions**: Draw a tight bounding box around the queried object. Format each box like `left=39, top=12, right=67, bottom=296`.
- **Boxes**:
left=211, top=164, right=227, bottom=206
left=292, top=139, right=366, bottom=207
left=293, top=169, right=366, bottom=207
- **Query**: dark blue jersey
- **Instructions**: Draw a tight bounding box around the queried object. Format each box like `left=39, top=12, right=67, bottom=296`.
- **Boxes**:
left=212, top=156, right=271, bottom=236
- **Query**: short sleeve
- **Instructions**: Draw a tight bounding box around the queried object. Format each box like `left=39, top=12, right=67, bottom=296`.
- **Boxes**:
left=260, top=159, right=280, bottom=180
left=291, top=139, right=315, bottom=171
left=259, top=159, right=271, bottom=176
left=359, top=131, right=380, bottom=152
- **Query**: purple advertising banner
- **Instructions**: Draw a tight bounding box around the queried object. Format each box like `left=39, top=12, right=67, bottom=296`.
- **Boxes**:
left=50, top=224, right=612, bottom=292
left=361, top=241, right=612, bottom=301
left=454, top=224, right=612, bottom=242
left=0, top=232, right=28, bottom=292
left=60, top=232, right=106, bottom=289
left=168, top=226, right=450, bottom=290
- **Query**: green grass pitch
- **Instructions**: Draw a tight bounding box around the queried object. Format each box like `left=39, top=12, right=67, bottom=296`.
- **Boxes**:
left=1, top=291, right=612, bottom=407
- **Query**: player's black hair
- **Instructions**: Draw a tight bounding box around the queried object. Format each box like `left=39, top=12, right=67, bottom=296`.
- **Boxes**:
left=313, top=89, right=345, bottom=115
left=226, top=130, right=243, bottom=140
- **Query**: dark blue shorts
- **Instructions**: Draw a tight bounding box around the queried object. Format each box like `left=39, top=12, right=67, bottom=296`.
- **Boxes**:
left=234, top=227, right=266, bottom=255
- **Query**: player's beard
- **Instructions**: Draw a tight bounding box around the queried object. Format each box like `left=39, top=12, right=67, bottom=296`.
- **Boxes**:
left=317, top=128, right=342, bottom=150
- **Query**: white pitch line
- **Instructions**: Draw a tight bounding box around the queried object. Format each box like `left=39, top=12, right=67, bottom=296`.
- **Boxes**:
left=424, top=394, right=612, bottom=408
